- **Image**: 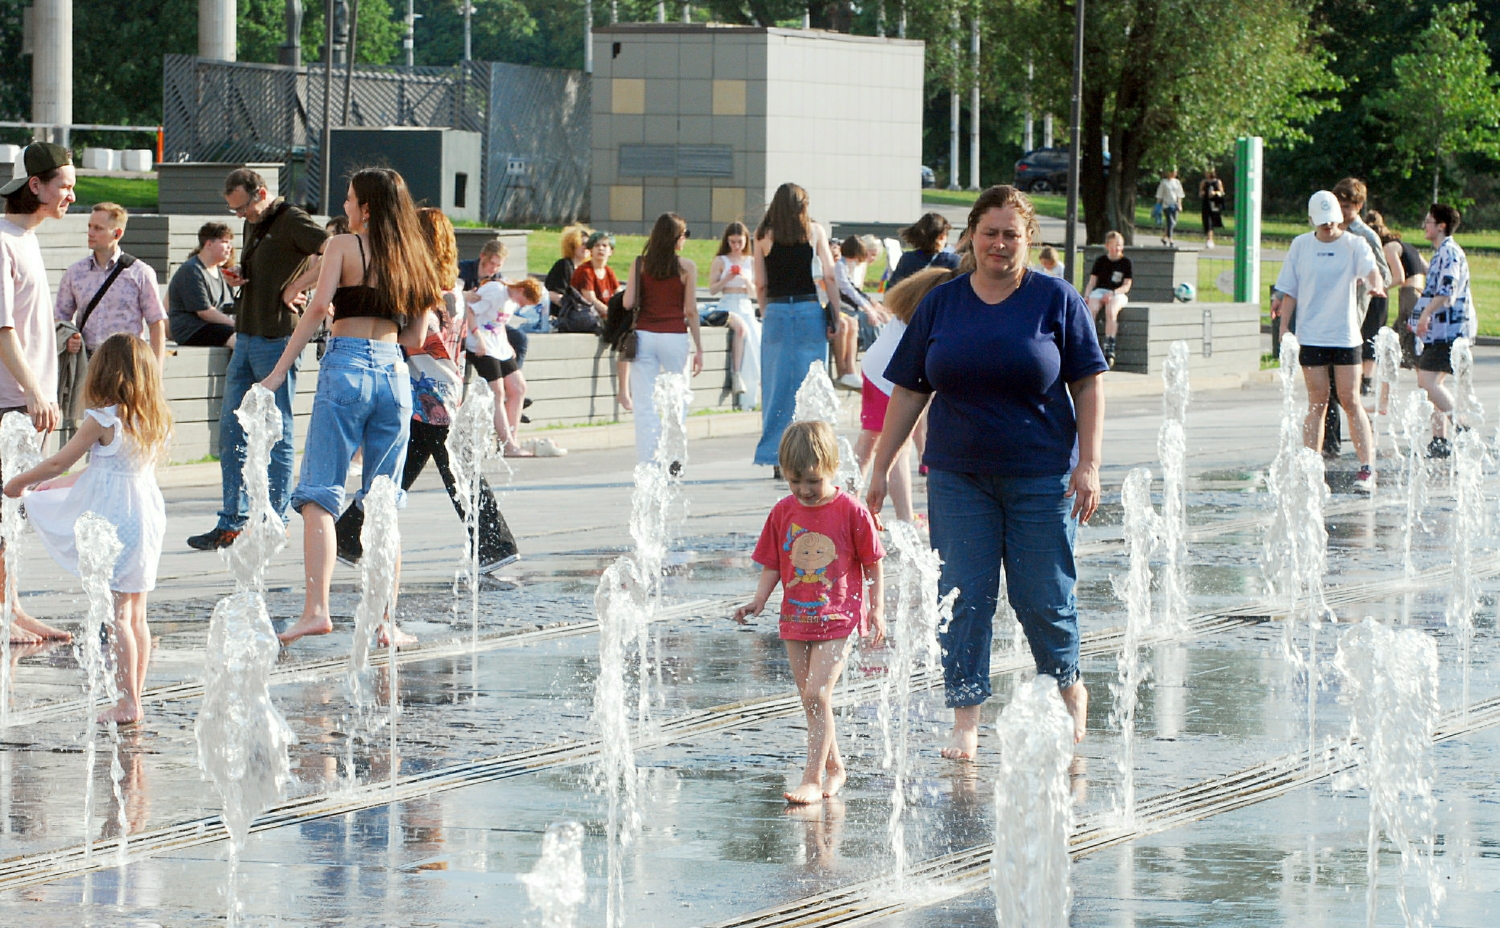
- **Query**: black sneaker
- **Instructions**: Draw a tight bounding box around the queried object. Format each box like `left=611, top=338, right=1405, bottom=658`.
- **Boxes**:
left=187, top=527, right=240, bottom=551
left=1427, top=436, right=1452, bottom=459
left=773, top=465, right=783, bottom=481
left=1360, top=376, right=1373, bottom=397
left=669, top=460, right=683, bottom=478
left=1102, top=336, right=1117, bottom=368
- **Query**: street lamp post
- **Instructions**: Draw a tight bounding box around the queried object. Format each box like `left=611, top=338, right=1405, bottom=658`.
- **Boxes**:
left=464, top=2, right=473, bottom=62
left=1063, top=0, right=1084, bottom=285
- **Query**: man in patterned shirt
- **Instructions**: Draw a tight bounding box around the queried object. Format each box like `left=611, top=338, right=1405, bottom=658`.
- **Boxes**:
left=54, top=201, right=166, bottom=365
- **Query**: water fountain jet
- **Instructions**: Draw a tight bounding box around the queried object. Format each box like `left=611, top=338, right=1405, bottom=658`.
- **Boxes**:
left=1157, top=341, right=1190, bottom=633
left=0, top=412, right=43, bottom=730
left=520, top=821, right=587, bottom=928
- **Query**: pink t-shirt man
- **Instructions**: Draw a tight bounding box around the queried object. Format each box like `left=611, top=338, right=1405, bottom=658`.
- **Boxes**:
left=0, top=216, right=59, bottom=411
left=752, top=489, right=885, bottom=642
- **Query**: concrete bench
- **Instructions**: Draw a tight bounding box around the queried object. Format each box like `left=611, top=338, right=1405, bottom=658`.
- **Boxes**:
left=1112, top=301, right=1261, bottom=376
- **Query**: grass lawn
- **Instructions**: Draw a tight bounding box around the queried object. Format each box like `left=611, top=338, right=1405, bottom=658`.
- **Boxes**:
left=525, top=228, right=889, bottom=292
left=74, top=176, right=157, bottom=210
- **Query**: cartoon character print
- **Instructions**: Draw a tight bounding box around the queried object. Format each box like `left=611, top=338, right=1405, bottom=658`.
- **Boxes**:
left=783, top=523, right=838, bottom=621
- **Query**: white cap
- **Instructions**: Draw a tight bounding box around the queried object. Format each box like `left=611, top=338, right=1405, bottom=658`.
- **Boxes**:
left=1308, top=191, right=1341, bottom=226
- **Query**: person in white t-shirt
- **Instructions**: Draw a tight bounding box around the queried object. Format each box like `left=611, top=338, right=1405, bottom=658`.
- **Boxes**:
left=1275, top=190, right=1386, bottom=493
left=0, top=141, right=72, bottom=643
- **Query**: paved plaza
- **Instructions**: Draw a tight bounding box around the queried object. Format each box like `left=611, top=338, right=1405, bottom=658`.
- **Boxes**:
left=0, top=352, right=1497, bottom=926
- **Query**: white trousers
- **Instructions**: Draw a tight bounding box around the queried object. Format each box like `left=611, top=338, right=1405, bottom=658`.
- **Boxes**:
left=630, top=330, right=692, bottom=463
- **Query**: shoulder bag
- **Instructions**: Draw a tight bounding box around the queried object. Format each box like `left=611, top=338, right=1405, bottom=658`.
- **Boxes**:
left=76, top=253, right=138, bottom=337
left=601, top=257, right=643, bottom=360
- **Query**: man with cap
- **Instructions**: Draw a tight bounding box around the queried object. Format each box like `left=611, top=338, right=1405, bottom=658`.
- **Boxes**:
left=1275, top=190, right=1387, bottom=494
left=0, top=141, right=73, bottom=642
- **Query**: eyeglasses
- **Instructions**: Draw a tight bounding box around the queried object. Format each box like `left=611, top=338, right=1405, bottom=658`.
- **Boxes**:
left=226, top=188, right=264, bottom=217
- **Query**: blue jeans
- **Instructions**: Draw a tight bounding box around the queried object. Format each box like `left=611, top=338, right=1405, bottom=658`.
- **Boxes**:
left=754, top=299, right=828, bottom=466
left=289, top=338, right=412, bottom=517
left=217, top=334, right=299, bottom=531
left=927, top=469, right=1080, bottom=707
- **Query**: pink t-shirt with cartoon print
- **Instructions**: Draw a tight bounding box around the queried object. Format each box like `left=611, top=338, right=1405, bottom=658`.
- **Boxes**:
left=751, top=489, right=885, bottom=641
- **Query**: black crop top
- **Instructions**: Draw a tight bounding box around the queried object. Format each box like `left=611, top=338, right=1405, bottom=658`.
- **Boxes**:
left=763, top=240, right=817, bottom=298
left=332, top=235, right=398, bottom=323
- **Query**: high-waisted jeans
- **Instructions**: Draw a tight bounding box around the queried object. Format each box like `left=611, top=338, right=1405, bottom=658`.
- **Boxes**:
left=927, top=469, right=1081, bottom=707
left=754, top=299, right=828, bottom=466
left=290, top=337, right=412, bottom=517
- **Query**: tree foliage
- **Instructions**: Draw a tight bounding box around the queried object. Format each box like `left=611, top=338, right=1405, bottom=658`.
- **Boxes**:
left=1372, top=2, right=1500, bottom=204
left=238, top=0, right=405, bottom=66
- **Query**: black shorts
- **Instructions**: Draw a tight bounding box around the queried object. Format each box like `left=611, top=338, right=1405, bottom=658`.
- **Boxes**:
left=1360, top=295, right=1389, bottom=361
left=1415, top=340, right=1453, bottom=373
left=1298, top=344, right=1360, bottom=367
left=471, top=353, right=520, bottom=383
left=174, top=323, right=236, bottom=348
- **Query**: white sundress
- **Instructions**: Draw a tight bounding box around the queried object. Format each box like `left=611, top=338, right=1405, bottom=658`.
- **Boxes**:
left=715, top=256, right=761, bottom=407
left=24, top=406, right=166, bottom=593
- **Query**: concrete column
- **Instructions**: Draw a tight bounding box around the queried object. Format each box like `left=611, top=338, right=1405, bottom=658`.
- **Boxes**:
left=199, top=0, right=237, bottom=61
left=31, top=0, right=71, bottom=143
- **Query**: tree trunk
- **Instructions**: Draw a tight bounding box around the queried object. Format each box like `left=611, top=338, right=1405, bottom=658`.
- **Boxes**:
left=1432, top=146, right=1442, bottom=204
left=1078, top=5, right=1110, bottom=246
left=1105, top=0, right=1160, bottom=246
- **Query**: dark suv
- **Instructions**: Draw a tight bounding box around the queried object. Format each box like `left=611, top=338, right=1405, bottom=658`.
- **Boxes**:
left=1012, top=147, right=1110, bottom=193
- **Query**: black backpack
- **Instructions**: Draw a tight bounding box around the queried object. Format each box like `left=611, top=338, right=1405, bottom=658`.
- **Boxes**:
left=552, top=283, right=603, bottom=335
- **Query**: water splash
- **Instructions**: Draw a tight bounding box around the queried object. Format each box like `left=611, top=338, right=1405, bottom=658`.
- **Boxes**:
left=446, top=386, right=498, bottom=658
left=1332, top=619, right=1443, bottom=928
left=1399, top=391, right=1435, bottom=579
left=1372, top=327, right=1402, bottom=458
left=1112, top=468, right=1161, bottom=825
left=193, top=386, right=297, bottom=926
left=1450, top=337, right=1483, bottom=431
left=1157, top=341, right=1190, bottom=633
left=0, top=411, right=43, bottom=730
left=992, top=675, right=1075, bottom=928
left=1447, top=429, right=1486, bottom=720
left=519, top=821, right=587, bottom=928
left=74, top=514, right=122, bottom=872
left=876, top=520, right=951, bottom=890
left=347, top=476, right=402, bottom=798
left=793, top=361, right=862, bottom=494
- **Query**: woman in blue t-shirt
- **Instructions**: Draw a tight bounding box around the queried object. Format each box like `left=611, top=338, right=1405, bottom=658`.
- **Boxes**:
left=867, top=185, right=1107, bottom=758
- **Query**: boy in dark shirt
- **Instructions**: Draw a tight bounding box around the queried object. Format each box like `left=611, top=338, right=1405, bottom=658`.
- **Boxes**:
left=1084, top=231, right=1132, bottom=367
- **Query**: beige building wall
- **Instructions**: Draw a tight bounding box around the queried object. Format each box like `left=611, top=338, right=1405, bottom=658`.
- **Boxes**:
left=591, top=24, right=922, bottom=237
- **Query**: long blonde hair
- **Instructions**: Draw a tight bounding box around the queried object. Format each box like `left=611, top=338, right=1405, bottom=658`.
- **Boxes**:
left=84, top=334, right=173, bottom=461
left=884, top=266, right=956, bottom=324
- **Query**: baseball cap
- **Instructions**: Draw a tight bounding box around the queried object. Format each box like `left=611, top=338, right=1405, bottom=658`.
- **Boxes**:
left=0, top=142, right=72, bottom=196
left=1307, top=190, right=1341, bottom=227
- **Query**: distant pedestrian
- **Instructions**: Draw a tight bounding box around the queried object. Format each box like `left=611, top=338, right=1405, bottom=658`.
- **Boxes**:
left=1084, top=231, right=1132, bottom=368
left=459, top=241, right=531, bottom=448
left=1332, top=178, right=1392, bottom=398
left=1411, top=203, right=1474, bottom=458
left=753, top=183, right=840, bottom=474
left=887, top=211, right=960, bottom=290
left=187, top=168, right=328, bottom=552
left=1198, top=169, right=1225, bottom=248
left=0, top=140, right=72, bottom=644
left=1368, top=210, right=1429, bottom=369
left=55, top=202, right=167, bottom=365
left=708, top=221, right=760, bottom=405
left=1274, top=191, right=1385, bottom=493
left=1034, top=245, right=1065, bottom=279
left=572, top=231, right=621, bottom=321
left=167, top=222, right=237, bottom=349
left=1155, top=170, right=1185, bottom=245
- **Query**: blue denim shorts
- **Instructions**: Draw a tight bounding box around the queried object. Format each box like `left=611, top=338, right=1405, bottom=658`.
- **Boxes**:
left=290, top=337, right=413, bottom=517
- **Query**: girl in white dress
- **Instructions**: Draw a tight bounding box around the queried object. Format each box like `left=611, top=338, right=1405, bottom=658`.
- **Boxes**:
left=4, top=335, right=170, bottom=724
left=709, top=221, right=761, bottom=406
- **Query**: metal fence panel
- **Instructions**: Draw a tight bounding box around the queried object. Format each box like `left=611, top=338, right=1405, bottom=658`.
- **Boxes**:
left=162, top=55, right=588, bottom=225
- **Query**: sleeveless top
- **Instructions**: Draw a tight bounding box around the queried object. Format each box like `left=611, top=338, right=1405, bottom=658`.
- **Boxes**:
left=332, top=235, right=398, bottom=323
left=763, top=240, right=816, bottom=298
left=1398, top=240, right=1426, bottom=281
left=637, top=269, right=688, bottom=334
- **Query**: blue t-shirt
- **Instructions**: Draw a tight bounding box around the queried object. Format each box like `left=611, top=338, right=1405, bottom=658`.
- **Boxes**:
left=884, top=271, right=1108, bottom=476
left=887, top=249, right=961, bottom=290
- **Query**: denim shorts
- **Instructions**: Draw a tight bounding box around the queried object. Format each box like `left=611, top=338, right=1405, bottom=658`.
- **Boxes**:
left=290, top=337, right=412, bottom=517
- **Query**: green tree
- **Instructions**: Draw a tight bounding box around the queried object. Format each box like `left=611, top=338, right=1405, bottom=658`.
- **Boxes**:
left=239, top=0, right=404, bottom=65
left=1373, top=2, right=1500, bottom=204
left=992, top=0, right=1339, bottom=243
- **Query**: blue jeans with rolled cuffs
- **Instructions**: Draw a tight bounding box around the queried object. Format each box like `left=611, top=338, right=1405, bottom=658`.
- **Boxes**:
left=927, top=469, right=1081, bottom=708
left=754, top=297, right=829, bottom=466
left=216, top=334, right=299, bottom=531
left=290, top=337, right=412, bottom=517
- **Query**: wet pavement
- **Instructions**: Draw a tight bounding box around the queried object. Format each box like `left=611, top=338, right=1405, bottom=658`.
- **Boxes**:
left=2, top=353, right=1499, bottom=926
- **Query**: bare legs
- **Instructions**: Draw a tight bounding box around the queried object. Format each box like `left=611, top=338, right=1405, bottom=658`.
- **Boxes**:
left=783, top=637, right=853, bottom=803
left=1089, top=294, right=1125, bottom=339
left=1418, top=369, right=1455, bottom=438
left=99, top=591, right=149, bottom=724
left=833, top=315, right=858, bottom=380
left=279, top=503, right=412, bottom=647
left=943, top=704, right=981, bottom=760
left=503, top=368, right=527, bottom=436
left=0, top=555, right=72, bottom=642
left=1302, top=363, right=1374, bottom=466
left=1061, top=679, right=1089, bottom=744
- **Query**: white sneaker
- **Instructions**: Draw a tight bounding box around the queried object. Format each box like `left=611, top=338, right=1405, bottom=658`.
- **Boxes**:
left=836, top=373, right=863, bottom=392
left=1352, top=465, right=1375, bottom=494
left=527, top=437, right=569, bottom=457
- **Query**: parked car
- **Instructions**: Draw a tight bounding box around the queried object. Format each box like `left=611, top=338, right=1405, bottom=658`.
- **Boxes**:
left=920, top=164, right=935, bottom=188
left=1012, top=147, right=1110, bottom=193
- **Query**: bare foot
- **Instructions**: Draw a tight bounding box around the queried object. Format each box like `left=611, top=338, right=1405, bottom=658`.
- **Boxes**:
left=941, top=726, right=979, bottom=760
left=14, top=612, right=72, bottom=641
left=376, top=624, right=417, bottom=648
left=822, top=764, right=847, bottom=798
left=98, top=701, right=142, bottom=725
left=6, top=622, right=42, bottom=645
left=501, top=443, right=535, bottom=458
left=278, top=614, right=334, bottom=645
left=784, top=781, right=823, bottom=805
left=1060, top=680, right=1089, bottom=744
